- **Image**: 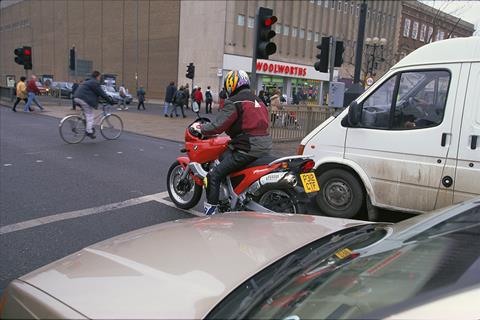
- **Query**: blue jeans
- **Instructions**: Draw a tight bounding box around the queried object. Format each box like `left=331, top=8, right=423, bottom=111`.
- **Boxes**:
left=163, top=102, right=172, bottom=115
left=24, top=92, right=43, bottom=111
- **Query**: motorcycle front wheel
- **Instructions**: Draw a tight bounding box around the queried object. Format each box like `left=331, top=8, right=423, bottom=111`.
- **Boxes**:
left=167, top=161, right=203, bottom=209
left=257, top=189, right=304, bottom=214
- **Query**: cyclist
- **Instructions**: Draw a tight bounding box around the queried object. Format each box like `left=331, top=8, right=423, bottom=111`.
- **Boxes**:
left=191, top=70, right=272, bottom=215
left=73, top=71, right=114, bottom=139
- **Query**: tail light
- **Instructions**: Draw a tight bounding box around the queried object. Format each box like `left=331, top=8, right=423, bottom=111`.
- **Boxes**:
left=301, top=160, right=315, bottom=173
left=297, top=144, right=305, bottom=155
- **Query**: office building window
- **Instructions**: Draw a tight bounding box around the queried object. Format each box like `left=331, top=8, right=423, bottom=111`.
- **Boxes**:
left=338, top=1, right=342, bottom=12
left=356, top=4, right=360, bottom=17
left=299, top=28, right=305, bottom=39
left=411, top=21, right=419, bottom=39
left=436, top=30, right=445, bottom=41
left=275, top=23, right=282, bottom=34
left=283, top=25, right=290, bottom=36
left=237, top=14, right=245, bottom=26
left=344, top=2, right=348, bottom=13
left=310, top=0, right=315, bottom=3
left=419, top=24, right=426, bottom=42
left=403, top=18, right=411, bottom=37
left=247, top=16, right=254, bottom=28
left=331, top=0, right=335, bottom=9
left=325, top=0, right=329, bottom=8
left=427, top=26, right=433, bottom=42
left=367, top=10, right=370, bottom=19
left=350, top=3, right=354, bottom=15
left=317, top=0, right=322, bottom=5
left=307, top=30, right=312, bottom=40
left=314, top=32, right=320, bottom=42
left=292, top=27, right=298, bottom=37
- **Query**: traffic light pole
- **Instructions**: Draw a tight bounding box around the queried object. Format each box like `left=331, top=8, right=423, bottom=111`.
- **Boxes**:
left=328, top=36, right=336, bottom=108
left=250, top=9, right=260, bottom=93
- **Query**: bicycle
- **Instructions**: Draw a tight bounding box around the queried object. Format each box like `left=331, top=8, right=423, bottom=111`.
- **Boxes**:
left=59, top=104, right=123, bottom=144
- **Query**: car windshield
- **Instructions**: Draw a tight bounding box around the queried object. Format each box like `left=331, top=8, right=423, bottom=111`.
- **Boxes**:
left=104, top=86, right=116, bottom=93
left=209, top=205, right=480, bottom=320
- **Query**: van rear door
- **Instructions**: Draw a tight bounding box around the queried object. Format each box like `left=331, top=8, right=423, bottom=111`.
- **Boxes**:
left=344, top=66, right=461, bottom=213
left=454, top=62, right=480, bottom=203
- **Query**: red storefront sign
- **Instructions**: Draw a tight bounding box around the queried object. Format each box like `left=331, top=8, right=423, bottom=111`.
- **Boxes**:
left=256, top=61, right=307, bottom=77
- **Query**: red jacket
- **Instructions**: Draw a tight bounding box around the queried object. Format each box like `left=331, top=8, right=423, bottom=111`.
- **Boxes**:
left=194, top=90, right=203, bottom=103
left=26, top=80, right=40, bottom=94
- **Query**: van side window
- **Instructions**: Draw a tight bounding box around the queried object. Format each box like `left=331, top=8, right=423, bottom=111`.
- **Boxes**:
left=360, top=76, right=397, bottom=128
left=393, top=70, right=450, bottom=129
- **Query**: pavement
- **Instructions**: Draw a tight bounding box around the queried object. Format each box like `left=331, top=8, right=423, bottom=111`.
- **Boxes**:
left=0, top=95, right=300, bottom=156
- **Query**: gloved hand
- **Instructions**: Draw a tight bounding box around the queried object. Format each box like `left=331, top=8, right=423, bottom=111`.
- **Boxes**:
left=191, top=122, right=202, bottom=134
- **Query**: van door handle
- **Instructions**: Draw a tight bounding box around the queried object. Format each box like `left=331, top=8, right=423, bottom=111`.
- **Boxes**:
left=471, top=135, right=478, bottom=150
left=441, top=133, right=447, bottom=147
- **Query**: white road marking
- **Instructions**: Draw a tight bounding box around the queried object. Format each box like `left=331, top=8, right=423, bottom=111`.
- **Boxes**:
left=94, top=154, right=99, bottom=157
left=3, top=164, right=12, bottom=167
left=0, top=191, right=202, bottom=235
left=139, top=148, right=144, bottom=152
left=66, top=156, right=72, bottom=160
left=117, top=151, right=123, bottom=154
left=35, top=160, right=43, bottom=163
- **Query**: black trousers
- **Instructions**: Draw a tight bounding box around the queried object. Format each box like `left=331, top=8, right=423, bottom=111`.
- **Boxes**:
left=205, top=100, right=212, bottom=113
left=72, top=98, right=77, bottom=110
left=137, top=100, right=145, bottom=110
left=12, top=97, right=27, bottom=111
left=206, top=149, right=257, bottom=205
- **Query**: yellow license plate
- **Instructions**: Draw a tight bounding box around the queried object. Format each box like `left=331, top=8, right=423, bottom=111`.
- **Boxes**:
left=300, top=172, right=320, bottom=193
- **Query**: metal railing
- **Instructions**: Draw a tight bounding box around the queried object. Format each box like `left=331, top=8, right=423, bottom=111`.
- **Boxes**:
left=269, top=105, right=340, bottom=142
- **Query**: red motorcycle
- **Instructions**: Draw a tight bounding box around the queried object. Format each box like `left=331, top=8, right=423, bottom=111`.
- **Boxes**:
left=166, top=119, right=320, bottom=214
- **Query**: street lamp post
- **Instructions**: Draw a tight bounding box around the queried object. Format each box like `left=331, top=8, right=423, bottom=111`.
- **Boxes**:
left=364, top=37, right=387, bottom=80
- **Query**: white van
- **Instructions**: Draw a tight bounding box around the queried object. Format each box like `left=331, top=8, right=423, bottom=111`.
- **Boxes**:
left=299, top=37, right=480, bottom=220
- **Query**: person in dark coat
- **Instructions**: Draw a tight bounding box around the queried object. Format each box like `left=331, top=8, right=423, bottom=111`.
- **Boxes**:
left=73, top=71, right=113, bottom=139
left=137, top=86, right=146, bottom=110
left=172, top=85, right=186, bottom=118
left=163, top=81, right=176, bottom=117
left=183, top=83, right=190, bottom=110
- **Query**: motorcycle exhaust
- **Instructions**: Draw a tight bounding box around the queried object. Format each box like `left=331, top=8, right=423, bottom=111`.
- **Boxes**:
left=247, top=172, right=298, bottom=197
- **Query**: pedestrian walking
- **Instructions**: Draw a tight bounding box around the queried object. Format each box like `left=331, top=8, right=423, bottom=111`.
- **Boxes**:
left=218, top=87, right=227, bottom=110
left=183, top=83, right=190, bottom=110
left=191, top=86, right=197, bottom=109
left=137, top=86, right=146, bottom=110
left=117, top=84, right=128, bottom=110
left=270, top=89, right=282, bottom=127
left=164, top=81, right=176, bottom=117
left=172, top=85, right=186, bottom=118
left=205, top=86, right=213, bottom=114
left=12, top=76, right=29, bottom=112
left=24, top=75, right=45, bottom=112
left=71, top=80, right=79, bottom=110
left=194, top=86, right=203, bottom=113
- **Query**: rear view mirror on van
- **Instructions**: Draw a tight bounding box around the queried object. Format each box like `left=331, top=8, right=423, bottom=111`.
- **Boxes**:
left=346, top=101, right=362, bottom=126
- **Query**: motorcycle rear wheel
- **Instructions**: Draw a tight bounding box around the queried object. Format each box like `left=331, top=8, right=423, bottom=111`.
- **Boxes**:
left=257, top=189, right=304, bottom=214
left=167, top=161, right=203, bottom=209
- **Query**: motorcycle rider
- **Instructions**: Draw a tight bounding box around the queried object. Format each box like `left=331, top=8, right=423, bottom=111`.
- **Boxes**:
left=192, top=70, right=272, bottom=215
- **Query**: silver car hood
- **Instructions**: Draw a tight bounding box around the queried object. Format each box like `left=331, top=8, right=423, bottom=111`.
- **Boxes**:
left=20, top=212, right=365, bottom=319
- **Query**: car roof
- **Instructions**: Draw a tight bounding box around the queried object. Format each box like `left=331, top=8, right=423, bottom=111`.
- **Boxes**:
left=392, top=37, right=480, bottom=70
left=20, top=212, right=365, bottom=319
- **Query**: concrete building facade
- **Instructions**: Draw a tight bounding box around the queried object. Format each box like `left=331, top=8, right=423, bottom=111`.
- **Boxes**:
left=0, top=0, right=475, bottom=100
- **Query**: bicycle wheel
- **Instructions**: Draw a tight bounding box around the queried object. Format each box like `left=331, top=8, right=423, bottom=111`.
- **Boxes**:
left=59, top=115, right=86, bottom=144
left=100, top=114, right=123, bottom=140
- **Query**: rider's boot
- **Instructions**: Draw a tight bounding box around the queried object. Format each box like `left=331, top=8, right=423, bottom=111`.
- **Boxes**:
left=204, top=202, right=218, bottom=216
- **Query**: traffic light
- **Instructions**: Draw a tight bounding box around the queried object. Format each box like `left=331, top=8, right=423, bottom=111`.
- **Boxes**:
left=23, top=46, right=32, bottom=70
left=334, top=41, right=344, bottom=67
left=314, top=37, right=330, bottom=73
left=69, top=47, right=76, bottom=71
left=255, top=7, right=277, bottom=59
left=186, top=63, right=195, bottom=79
left=13, top=46, right=32, bottom=70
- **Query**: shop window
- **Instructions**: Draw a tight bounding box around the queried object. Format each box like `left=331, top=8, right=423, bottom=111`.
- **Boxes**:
left=307, top=30, right=312, bottom=41
left=403, top=18, right=411, bottom=37
left=299, top=28, right=305, bottom=39
left=314, top=32, right=320, bottom=42
left=283, top=25, right=290, bottom=36
left=237, top=14, right=245, bottom=26
left=275, top=24, right=282, bottom=34
left=292, top=27, right=298, bottom=38
left=411, top=21, right=419, bottom=40
left=419, top=24, right=426, bottom=42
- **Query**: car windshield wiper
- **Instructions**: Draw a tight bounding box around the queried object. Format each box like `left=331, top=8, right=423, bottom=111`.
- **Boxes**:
left=231, top=225, right=379, bottom=319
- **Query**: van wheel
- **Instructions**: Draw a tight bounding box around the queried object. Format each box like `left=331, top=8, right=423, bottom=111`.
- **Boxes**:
left=316, top=169, right=364, bottom=219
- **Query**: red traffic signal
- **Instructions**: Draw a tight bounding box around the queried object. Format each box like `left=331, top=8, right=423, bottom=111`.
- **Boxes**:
left=255, top=7, right=277, bottom=60
left=263, top=16, right=277, bottom=27
left=13, top=46, right=32, bottom=70
left=24, top=48, right=31, bottom=56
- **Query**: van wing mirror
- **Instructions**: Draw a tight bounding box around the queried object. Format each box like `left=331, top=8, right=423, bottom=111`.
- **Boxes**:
left=346, top=101, right=362, bottom=126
